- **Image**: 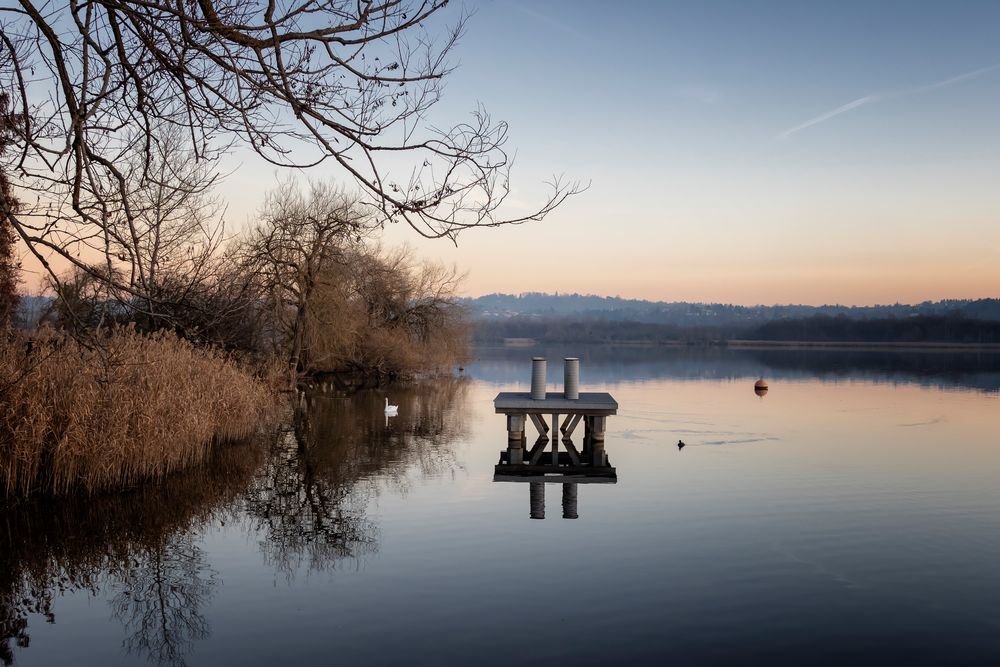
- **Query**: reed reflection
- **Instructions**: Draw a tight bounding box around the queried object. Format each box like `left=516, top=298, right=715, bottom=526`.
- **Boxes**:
left=0, top=441, right=263, bottom=666
left=0, top=376, right=471, bottom=665
left=242, top=376, right=471, bottom=574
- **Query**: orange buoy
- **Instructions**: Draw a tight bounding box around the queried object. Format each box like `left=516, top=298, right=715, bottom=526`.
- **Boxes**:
left=754, top=378, right=768, bottom=397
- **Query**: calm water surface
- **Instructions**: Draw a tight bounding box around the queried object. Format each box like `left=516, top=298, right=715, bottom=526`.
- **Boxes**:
left=4, top=346, right=1000, bottom=665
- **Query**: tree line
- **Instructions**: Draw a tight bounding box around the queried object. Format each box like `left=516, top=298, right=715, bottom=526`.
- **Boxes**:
left=466, top=293, right=1000, bottom=327
left=747, top=314, right=1000, bottom=345
left=41, top=178, right=471, bottom=379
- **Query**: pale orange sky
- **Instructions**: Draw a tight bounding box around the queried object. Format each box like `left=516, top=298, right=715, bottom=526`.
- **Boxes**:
left=20, top=154, right=1000, bottom=306
left=15, top=2, right=1000, bottom=307
left=224, top=3, right=1000, bottom=306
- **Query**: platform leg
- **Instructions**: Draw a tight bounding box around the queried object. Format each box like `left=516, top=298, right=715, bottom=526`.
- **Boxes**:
left=551, top=412, right=559, bottom=465
left=507, top=414, right=525, bottom=464
left=591, top=415, right=606, bottom=466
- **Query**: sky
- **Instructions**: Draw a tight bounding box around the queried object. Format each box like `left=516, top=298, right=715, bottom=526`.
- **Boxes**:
left=91, top=1, right=1000, bottom=305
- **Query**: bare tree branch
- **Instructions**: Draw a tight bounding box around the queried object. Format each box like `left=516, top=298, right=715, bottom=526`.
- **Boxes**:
left=0, top=0, right=584, bottom=299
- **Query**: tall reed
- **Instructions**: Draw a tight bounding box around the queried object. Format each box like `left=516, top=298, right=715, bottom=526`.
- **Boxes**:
left=0, top=328, right=280, bottom=497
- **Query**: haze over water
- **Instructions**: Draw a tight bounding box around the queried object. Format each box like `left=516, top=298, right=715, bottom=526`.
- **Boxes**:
left=4, top=345, right=1000, bottom=665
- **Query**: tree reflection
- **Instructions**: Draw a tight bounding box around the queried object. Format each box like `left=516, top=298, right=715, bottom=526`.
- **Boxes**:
left=0, top=441, right=263, bottom=666
left=243, top=376, right=471, bottom=575
left=243, top=427, right=380, bottom=574
left=0, top=376, right=471, bottom=664
left=111, top=531, right=215, bottom=667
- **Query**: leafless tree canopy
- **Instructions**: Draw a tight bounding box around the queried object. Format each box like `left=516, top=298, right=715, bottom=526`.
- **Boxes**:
left=238, top=180, right=468, bottom=377
left=242, top=179, right=372, bottom=371
left=0, top=0, right=581, bottom=290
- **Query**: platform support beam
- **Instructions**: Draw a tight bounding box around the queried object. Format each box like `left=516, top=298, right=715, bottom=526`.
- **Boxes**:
left=506, top=414, right=525, bottom=464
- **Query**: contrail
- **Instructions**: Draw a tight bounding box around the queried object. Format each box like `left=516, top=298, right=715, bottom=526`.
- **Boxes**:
left=777, top=95, right=880, bottom=139
left=777, top=61, right=1000, bottom=140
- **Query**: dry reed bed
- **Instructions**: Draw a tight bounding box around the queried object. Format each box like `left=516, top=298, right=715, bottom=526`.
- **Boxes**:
left=0, top=328, right=279, bottom=497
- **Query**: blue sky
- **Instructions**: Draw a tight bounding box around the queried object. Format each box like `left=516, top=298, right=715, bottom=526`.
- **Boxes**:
left=223, top=1, right=1000, bottom=305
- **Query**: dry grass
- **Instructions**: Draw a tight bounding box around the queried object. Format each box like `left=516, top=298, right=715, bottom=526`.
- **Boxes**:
left=0, top=327, right=281, bottom=497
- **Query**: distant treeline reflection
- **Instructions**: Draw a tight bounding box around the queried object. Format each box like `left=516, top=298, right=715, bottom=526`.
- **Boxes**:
left=474, top=314, right=1000, bottom=346
left=470, top=345, right=1000, bottom=393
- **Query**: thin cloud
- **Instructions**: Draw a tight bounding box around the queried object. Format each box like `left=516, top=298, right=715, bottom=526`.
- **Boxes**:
left=777, top=61, right=1000, bottom=140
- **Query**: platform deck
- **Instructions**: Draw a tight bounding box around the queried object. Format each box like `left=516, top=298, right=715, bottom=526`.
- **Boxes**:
left=493, top=391, right=618, bottom=415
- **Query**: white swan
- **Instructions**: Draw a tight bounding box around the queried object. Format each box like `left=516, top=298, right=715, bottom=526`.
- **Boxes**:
left=384, top=397, right=398, bottom=415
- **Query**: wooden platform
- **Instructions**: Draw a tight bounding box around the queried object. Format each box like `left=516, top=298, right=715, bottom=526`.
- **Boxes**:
left=492, top=384, right=620, bottom=518
left=493, top=390, right=618, bottom=481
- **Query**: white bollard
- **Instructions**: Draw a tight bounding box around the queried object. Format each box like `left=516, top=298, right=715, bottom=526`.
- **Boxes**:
left=530, top=357, right=547, bottom=400
left=564, top=357, right=579, bottom=400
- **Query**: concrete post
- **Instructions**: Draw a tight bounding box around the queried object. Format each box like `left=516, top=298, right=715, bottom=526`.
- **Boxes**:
left=591, top=415, right=606, bottom=466
left=564, top=358, right=579, bottom=399
left=530, top=357, right=547, bottom=400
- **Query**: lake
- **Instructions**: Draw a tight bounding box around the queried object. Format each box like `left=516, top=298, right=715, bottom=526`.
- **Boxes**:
left=4, top=345, right=1000, bottom=666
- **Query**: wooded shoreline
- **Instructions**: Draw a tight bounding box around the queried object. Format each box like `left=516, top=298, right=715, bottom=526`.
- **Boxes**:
left=476, top=313, right=1000, bottom=348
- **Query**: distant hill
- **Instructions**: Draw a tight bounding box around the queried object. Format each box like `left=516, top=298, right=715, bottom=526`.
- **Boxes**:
left=462, top=293, right=1000, bottom=327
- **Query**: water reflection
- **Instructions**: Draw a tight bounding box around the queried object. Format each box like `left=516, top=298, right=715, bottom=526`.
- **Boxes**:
left=244, top=377, right=471, bottom=574
left=111, top=532, right=215, bottom=667
left=1, top=376, right=471, bottom=666
left=0, top=442, right=260, bottom=666
left=242, top=427, right=380, bottom=575
left=527, top=482, right=579, bottom=519
left=499, top=478, right=616, bottom=521
left=6, top=351, right=1000, bottom=665
left=470, top=345, right=1000, bottom=392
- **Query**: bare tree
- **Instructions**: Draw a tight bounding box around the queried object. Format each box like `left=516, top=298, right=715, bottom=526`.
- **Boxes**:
left=35, top=127, right=275, bottom=348
left=112, top=129, right=227, bottom=322
left=324, top=243, right=470, bottom=375
left=0, top=1, right=582, bottom=298
left=242, top=180, right=373, bottom=374
left=0, top=93, right=20, bottom=328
